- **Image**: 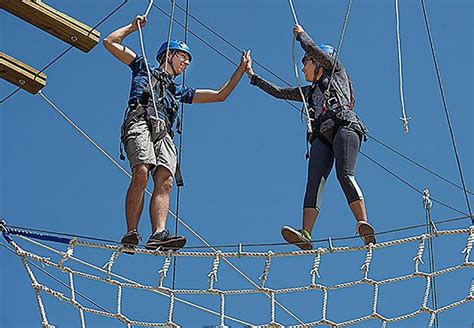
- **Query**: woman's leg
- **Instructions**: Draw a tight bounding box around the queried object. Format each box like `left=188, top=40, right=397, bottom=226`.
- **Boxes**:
left=302, top=138, right=334, bottom=234
left=333, top=127, right=367, bottom=222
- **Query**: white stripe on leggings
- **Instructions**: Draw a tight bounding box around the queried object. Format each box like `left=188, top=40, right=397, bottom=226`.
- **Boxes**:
left=348, top=175, right=364, bottom=200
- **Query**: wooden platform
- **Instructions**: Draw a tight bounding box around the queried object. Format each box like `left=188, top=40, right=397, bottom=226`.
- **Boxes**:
left=0, top=0, right=100, bottom=52
left=0, top=52, right=47, bottom=94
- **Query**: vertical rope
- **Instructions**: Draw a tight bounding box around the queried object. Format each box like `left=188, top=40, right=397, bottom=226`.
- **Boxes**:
left=325, top=0, right=354, bottom=101
left=310, top=250, right=322, bottom=285
left=372, top=284, right=379, bottom=315
left=423, top=189, right=439, bottom=327
left=116, top=285, right=123, bottom=315
left=167, top=291, right=176, bottom=325
left=172, top=0, right=190, bottom=294
left=287, top=0, right=313, bottom=133
left=270, top=291, right=276, bottom=324
left=360, top=244, right=374, bottom=279
left=420, top=0, right=472, bottom=220
left=321, top=287, right=328, bottom=321
left=422, top=276, right=432, bottom=309
left=413, top=236, right=426, bottom=273
left=461, top=226, right=474, bottom=263
left=208, top=251, right=221, bottom=290
left=259, top=251, right=273, bottom=288
left=220, top=292, right=225, bottom=326
left=163, top=0, right=177, bottom=77
left=394, top=0, right=410, bottom=133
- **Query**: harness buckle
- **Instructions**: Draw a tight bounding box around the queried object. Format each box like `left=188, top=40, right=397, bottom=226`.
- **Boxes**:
left=326, top=96, right=339, bottom=109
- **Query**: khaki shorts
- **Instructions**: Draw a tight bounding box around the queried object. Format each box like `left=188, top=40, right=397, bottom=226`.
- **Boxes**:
left=122, top=109, right=177, bottom=177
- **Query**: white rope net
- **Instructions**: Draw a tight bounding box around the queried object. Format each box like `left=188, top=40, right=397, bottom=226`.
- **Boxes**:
left=2, top=225, right=473, bottom=327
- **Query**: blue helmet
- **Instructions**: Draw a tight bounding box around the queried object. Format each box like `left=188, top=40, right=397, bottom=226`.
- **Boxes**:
left=302, top=43, right=335, bottom=64
left=156, top=40, right=192, bottom=62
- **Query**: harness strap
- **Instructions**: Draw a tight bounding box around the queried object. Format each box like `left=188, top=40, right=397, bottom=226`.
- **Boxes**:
left=175, top=163, right=184, bottom=187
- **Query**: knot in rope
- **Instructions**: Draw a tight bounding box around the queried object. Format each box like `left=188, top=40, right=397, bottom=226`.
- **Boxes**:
left=413, top=235, right=428, bottom=272
left=310, top=249, right=323, bottom=285
left=158, top=251, right=173, bottom=287
left=423, top=188, right=433, bottom=211
left=259, top=250, right=274, bottom=288
left=59, top=238, right=77, bottom=267
left=102, top=251, right=120, bottom=278
left=360, top=244, right=374, bottom=279
left=208, top=250, right=222, bottom=289
left=461, top=226, right=474, bottom=263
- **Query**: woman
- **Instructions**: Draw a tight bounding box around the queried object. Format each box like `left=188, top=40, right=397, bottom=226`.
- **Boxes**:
left=245, top=24, right=375, bottom=250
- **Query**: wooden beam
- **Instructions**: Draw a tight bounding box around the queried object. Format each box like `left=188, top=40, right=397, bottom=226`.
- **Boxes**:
left=0, top=52, right=47, bottom=94
left=0, top=0, right=100, bottom=52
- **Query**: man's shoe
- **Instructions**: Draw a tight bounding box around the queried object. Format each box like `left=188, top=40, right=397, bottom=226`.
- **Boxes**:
left=120, top=229, right=142, bottom=255
left=281, top=226, right=313, bottom=250
left=356, top=221, right=376, bottom=246
left=145, top=229, right=187, bottom=251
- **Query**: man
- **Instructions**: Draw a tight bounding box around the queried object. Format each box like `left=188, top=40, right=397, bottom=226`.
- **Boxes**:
left=103, top=15, right=247, bottom=251
left=244, top=24, right=375, bottom=250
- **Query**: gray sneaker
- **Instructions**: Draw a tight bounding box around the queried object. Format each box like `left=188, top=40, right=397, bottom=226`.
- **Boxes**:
left=145, top=229, right=187, bottom=251
left=281, top=226, right=313, bottom=250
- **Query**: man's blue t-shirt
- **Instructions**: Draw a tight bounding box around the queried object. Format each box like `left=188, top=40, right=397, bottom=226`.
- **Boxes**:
left=128, top=56, right=195, bottom=106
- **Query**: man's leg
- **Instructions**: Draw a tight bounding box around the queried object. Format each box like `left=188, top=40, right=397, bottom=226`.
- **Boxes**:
left=150, top=166, right=173, bottom=234
left=125, top=164, right=150, bottom=231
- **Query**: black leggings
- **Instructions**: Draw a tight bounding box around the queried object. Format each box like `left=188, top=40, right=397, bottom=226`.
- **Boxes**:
left=303, top=127, right=364, bottom=210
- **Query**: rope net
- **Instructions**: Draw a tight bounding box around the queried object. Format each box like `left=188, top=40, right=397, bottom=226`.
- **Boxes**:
left=2, top=224, right=473, bottom=327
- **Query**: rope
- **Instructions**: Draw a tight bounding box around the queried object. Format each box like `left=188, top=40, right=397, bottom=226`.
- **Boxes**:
left=151, top=3, right=305, bottom=117
left=163, top=0, right=177, bottom=77
left=3, top=226, right=473, bottom=326
left=137, top=0, right=161, bottom=124
left=287, top=0, right=313, bottom=133
left=394, top=0, right=411, bottom=133
left=0, top=242, right=111, bottom=313
left=360, top=151, right=469, bottom=216
left=423, top=189, right=439, bottom=327
left=0, top=0, right=128, bottom=104
left=34, top=91, right=304, bottom=324
left=420, top=0, right=473, bottom=221
left=6, top=235, right=253, bottom=326
left=172, top=0, right=191, bottom=295
left=368, top=134, right=474, bottom=195
left=4, top=214, right=472, bottom=251
left=423, top=188, right=439, bottom=328
left=325, top=0, right=353, bottom=103
left=149, top=0, right=474, bottom=208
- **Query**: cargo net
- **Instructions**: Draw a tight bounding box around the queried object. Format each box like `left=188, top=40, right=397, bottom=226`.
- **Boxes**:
left=1, top=224, right=473, bottom=327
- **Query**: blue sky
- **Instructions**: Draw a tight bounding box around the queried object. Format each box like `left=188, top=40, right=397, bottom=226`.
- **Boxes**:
left=1, top=0, right=473, bottom=326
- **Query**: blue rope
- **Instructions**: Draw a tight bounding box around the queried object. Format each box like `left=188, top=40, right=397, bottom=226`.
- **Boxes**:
left=4, top=227, right=71, bottom=245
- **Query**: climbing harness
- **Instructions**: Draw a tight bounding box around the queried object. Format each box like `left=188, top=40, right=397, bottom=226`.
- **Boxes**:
left=119, top=0, right=185, bottom=186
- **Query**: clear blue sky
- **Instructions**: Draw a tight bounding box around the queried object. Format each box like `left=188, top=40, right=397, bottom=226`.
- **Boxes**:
left=1, top=0, right=473, bottom=326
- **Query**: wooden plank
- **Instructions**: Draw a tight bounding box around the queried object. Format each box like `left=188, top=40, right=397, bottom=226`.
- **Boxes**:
left=0, top=0, right=100, bottom=52
left=0, top=52, right=47, bottom=94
